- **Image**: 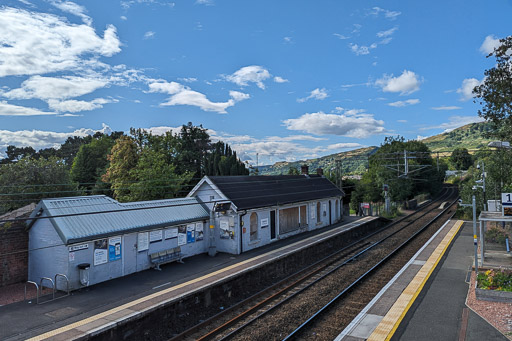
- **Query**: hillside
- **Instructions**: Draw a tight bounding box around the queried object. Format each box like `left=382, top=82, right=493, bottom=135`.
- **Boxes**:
left=422, top=121, right=493, bottom=153
left=258, top=146, right=378, bottom=175
left=258, top=121, right=493, bottom=175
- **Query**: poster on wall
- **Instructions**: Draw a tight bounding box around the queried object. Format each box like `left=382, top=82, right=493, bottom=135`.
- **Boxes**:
left=138, top=232, right=149, bottom=252
left=187, top=224, right=195, bottom=243
left=220, top=219, right=230, bottom=239
left=260, top=218, right=269, bottom=228
left=149, top=230, right=163, bottom=243
left=178, top=225, right=187, bottom=246
left=195, top=222, right=204, bottom=241
left=310, top=204, right=316, bottom=219
left=94, top=239, right=108, bottom=266
left=109, top=236, right=122, bottom=261
left=322, top=203, right=327, bottom=216
left=165, top=227, right=178, bottom=239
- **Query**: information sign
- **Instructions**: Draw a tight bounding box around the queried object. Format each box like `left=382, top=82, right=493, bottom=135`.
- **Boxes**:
left=502, top=193, right=512, bottom=216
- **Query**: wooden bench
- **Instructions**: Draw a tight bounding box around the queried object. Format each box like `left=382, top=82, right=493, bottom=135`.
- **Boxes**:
left=149, top=247, right=183, bottom=270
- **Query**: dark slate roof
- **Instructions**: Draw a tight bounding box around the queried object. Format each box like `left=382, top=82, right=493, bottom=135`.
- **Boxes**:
left=208, top=175, right=344, bottom=210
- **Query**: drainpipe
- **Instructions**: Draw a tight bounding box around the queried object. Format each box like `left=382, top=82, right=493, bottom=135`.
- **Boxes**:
left=239, top=210, right=247, bottom=254
left=208, top=209, right=216, bottom=257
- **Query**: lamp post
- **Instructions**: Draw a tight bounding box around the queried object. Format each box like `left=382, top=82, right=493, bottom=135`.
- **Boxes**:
left=476, top=162, right=486, bottom=211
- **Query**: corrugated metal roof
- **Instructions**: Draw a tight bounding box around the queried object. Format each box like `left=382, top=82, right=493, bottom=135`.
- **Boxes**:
left=33, top=195, right=209, bottom=244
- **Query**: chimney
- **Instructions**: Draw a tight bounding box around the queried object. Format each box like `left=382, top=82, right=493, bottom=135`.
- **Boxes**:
left=317, top=168, right=324, bottom=176
left=301, top=165, right=309, bottom=175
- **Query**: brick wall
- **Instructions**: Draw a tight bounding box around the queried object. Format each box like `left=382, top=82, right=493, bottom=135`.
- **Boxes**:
left=0, top=224, right=29, bottom=287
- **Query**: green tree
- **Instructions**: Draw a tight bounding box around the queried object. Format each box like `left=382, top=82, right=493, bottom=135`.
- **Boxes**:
left=450, top=147, right=473, bottom=170
left=103, top=136, right=139, bottom=202
left=0, top=157, right=76, bottom=214
left=70, top=136, right=115, bottom=192
left=473, top=36, right=512, bottom=139
left=351, top=136, right=444, bottom=210
left=288, top=167, right=300, bottom=175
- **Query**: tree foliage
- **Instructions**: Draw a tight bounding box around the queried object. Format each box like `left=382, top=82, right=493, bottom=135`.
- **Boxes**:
left=0, top=157, right=76, bottom=214
left=350, top=136, right=445, bottom=210
left=450, top=147, right=473, bottom=170
left=473, top=36, right=512, bottom=139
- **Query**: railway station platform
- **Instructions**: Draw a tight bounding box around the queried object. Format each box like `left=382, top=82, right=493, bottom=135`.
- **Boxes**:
left=0, top=215, right=380, bottom=341
left=336, top=220, right=508, bottom=341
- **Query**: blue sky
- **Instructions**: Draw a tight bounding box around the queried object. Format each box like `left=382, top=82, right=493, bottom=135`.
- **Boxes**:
left=0, top=1, right=510, bottom=165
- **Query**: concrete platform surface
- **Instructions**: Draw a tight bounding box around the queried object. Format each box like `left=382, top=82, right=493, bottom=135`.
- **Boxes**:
left=337, top=221, right=507, bottom=341
left=0, top=215, right=375, bottom=341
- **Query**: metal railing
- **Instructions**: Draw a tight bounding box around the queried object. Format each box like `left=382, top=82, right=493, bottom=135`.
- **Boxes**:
left=54, top=274, right=70, bottom=299
left=24, top=281, right=39, bottom=304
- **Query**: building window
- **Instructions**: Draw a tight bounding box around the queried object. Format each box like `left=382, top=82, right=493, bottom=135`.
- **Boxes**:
left=250, top=212, right=258, bottom=241
left=316, top=202, right=321, bottom=223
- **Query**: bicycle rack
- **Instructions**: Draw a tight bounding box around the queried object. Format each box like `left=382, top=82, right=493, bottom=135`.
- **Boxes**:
left=54, top=274, right=70, bottom=299
left=24, top=281, right=39, bottom=304
left=39, top=277, right=55, bottom=302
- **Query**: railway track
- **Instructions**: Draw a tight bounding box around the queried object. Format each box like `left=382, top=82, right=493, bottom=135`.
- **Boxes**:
left=169, top=186, right=459, bottom=341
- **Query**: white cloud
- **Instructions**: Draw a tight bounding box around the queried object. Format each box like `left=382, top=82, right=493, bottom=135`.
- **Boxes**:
left=225, top=65, right=271, bottom=89
left=431, top=105, right=462, bottom=110
left=47, top=98, right=118, bottom=113
left=333, top=33, right=350, bottom=40
left=327, top=142, right=364, bottom=150
left=120, top=15, right=127, bottom=20
left=283, top=110, right=387, bottom=138
left=144, top=31, right=155, bottom=39
left=2, top=75, right=108, bottom=100
left=274, top=76, right=289, bottom=83
left=456, top=78, right=482, bottom=101
left=375, top=70, right=421, bottom=95
left=297, top=88, right=328, bottom=103
left=420, top=115, right=485, bottom=132
left=371, top=7, right=401, bottom=20
left=377, top=27, right=398, bottom=38
left=388, top=98, right=420, bottom=107
left=196, top=0, right=214, bottom=5
left=178, top=77, right=197, bottom=83
left=0, top=101, right=56, bottom=116
left=283, top=36, right=292, bottom=43
left=349, top=43, right=377, bottom=56
left=50, top=1, right=92, bottom=25
left=480, top=35, right=500, bottom=55
left=0, top=7, right=121, bottom=77
left=397, top=119, right=407, bottom=123
left=0, top=124, right=112, bottom=157
left=148, top=80, right=249, bottom=113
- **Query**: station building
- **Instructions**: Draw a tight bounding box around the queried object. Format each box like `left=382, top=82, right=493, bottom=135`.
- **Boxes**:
left=27, top=173, right=344, bottom=290
left=187, top=174, right=345, bottom=254
left=28, top=196, right=209, bottom=290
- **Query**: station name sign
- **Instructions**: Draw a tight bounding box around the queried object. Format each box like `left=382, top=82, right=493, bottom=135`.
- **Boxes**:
left=68, top=244, right=89, bottom=252
left=501, top=193, right=512, bottom=216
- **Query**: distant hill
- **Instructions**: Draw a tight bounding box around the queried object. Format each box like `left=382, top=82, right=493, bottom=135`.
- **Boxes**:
left=257, top=146, right=378, bottom=175
left=421, top=121, right=493, bottom=153
left=258, top=121, right=493, bottom=176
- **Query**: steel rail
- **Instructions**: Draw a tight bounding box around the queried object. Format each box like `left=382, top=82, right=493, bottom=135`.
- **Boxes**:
left=282, top=192, right=459, bottom=340
left=168, top=187, right=455, bottom=341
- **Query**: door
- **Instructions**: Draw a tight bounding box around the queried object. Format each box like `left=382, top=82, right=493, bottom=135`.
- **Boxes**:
left=123, top=234, right=137, bottom=275
left=270, top=210, right=276, bottom=239
left=329, top=201, right=332, bottom=225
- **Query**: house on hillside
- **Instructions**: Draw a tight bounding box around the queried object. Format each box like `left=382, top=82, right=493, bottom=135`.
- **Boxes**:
left=27, top=196, right=210, bottom=290
left=187, top=171, right=344, bottom=254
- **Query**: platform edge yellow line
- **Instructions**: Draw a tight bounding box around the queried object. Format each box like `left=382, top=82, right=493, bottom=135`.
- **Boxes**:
left=368, top=220, right=464, bottom=341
